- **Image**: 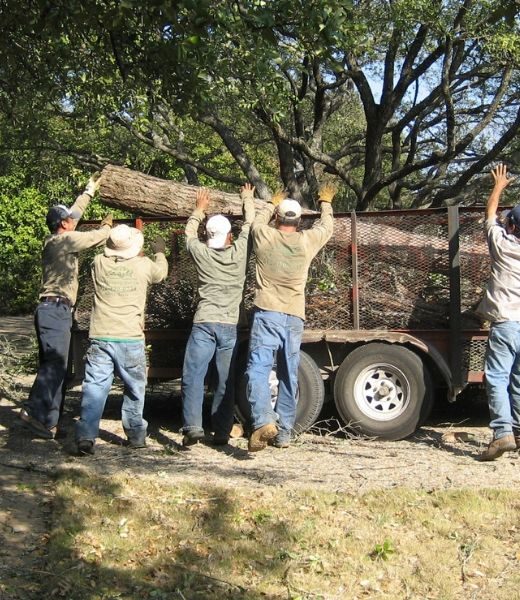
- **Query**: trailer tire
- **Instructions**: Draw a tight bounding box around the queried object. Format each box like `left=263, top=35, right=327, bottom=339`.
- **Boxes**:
left=235, top=350, right=325, bottom=435
left=333, top=343, right=433, bottom=440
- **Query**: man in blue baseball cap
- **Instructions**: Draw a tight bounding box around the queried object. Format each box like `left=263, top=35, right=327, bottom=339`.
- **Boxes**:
left=19, top=173, right=113, bottom=440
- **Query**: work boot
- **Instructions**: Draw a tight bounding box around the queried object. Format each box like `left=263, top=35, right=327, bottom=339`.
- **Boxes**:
left=182, top=430, right=205, bottom=447
left=77, top=440, right=95, bottom=456
left=478, top=434, right=516, bottom=461
left=18, top=409, right=54, bottom=440
left=515, top=436, right=520, bottom=450
left=128, top=437, right=147, bottom=449
left=272, top=436, right=290, bottom=449
left=248, top=423, right=278, bottom=452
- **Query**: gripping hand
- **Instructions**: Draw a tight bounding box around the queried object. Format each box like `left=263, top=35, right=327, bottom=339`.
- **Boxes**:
left=318, top=183, right=337, bottom=204
left=85, top=172, right=102, bottom=197
left=100, top=213, right=113, bottom=228
left=150, top=235, right=166, bottom=254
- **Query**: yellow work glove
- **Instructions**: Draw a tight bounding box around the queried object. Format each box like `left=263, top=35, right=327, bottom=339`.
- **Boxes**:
left=100, top=213, right=113, bottom=228
left=270, top=189, right=287, bottom=207
left=318, top=183, right=337, bottom=203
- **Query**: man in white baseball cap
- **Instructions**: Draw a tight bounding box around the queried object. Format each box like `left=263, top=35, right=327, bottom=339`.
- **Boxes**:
left=245, top=184, right=336, bottom=451
left=180, top=185, right=254, bottom=447
left=206, top=214, right=232, bottom=249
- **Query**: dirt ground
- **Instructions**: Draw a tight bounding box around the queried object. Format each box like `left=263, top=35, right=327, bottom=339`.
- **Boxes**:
left=1, top=316, right=520, bottom=596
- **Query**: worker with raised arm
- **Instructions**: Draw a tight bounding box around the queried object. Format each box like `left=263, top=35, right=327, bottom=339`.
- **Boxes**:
left=75, top=225, right=168, bottom=455
left=180, top=184, right=255, bottom=447
left=245, top=184, right=335, bottom=451
left=477, top=163, right=520, bottom=461
left=20, top=173, right=113, bottom=440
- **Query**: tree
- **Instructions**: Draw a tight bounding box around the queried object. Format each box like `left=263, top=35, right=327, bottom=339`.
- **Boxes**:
left=0, top=0, right=519, bottom=209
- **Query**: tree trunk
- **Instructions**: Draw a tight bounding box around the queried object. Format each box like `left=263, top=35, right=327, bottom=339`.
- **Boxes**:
left=99, top=164, right=266, bottom=217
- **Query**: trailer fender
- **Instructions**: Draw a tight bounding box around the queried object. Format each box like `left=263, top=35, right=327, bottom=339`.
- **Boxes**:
left=322, top=330, right=453, bottom=396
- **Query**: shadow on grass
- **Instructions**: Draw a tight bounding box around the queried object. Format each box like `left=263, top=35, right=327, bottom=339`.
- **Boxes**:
left=41, top=469, right=293, bottom=600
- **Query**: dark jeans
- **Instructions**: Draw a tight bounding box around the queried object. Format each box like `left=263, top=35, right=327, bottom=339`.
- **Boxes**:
left=181, top=322, right=238, bottom=439
left=24, top=301, right=72, bottom=429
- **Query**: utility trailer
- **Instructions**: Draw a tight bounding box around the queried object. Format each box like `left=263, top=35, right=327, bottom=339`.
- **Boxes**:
left=70, top=206, right=490, bottom=440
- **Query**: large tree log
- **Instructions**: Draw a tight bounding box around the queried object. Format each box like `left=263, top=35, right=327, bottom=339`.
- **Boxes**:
left=99, top=164, right=266, bottom=217
left=98, top=164, right=488, bottom=259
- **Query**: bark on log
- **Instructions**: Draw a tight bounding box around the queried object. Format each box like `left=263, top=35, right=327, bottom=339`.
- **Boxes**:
left=99, top=164, right=266, bottom=217
left=99, top=164, right=488, bottom=258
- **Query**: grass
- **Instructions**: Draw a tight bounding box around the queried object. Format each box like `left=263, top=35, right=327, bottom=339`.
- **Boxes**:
left=34, top=470, right=520, bottom=600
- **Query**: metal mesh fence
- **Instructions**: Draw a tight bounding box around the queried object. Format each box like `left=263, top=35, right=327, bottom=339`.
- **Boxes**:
left=73, top=208, right=490, bottom=334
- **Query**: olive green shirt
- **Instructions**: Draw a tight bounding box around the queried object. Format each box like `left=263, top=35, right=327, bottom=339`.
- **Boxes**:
left=186, top=192, right=255, bottom=325
left=39, top=192, right=110, bottom=305
left=89, top=252, right=168, bottom=340
left=251, top=202, right=333, bottom=320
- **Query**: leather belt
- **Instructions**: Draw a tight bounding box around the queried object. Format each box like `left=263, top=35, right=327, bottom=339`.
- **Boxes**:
left=40, top=296, right=72, bottom=307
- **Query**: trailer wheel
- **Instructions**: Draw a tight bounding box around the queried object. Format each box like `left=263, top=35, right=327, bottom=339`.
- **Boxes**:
left=235, top=350, right=325, bottom=435
left=333, top=343, right=433, bottom=440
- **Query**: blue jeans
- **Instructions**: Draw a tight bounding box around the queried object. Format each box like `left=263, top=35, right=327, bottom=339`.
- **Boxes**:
left=485, top=321, right=520, bottom=439
left=181, top=322, right=238, bottom=438
left=246, top=309, right=304, bottom=440
left=25, top=301, right=72, bottom=429
left=75, top=340, right=148, bottom=444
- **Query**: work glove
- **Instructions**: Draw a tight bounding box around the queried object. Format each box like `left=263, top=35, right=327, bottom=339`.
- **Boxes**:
left=318, top=183, right=337, bottom=203
left=270, top=189, right=287, bottom=207
left=150, top=235, right=166, bottom=254
left=85, top=172, right=102, bottom=197
left=100, top=213, right=113, bottom=228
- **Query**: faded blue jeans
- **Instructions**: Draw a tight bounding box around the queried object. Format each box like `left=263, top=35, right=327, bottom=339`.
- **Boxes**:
left=181, top=322, right=238, bottom=439
left=484, top=321, right=520, bottom=439
left=75, top=339, right=148, bottom=445
left=246, top=309, right=304, bottom=441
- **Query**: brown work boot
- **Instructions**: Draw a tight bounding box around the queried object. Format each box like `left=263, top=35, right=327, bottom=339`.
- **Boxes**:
left=515, top=436, right=520, bottom=450
left=478, top=434, right=516, bottom=461
left=248, top=423, right=278, bottom=452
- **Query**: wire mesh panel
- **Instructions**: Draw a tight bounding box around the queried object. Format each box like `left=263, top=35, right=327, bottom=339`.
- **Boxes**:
left=462, top=338, right=487, bottom=373
left=356, top=211, right=450, bottom=329
left=74, top=207, right=491, bottom=337
left=458, top=210, right=490, bottom=327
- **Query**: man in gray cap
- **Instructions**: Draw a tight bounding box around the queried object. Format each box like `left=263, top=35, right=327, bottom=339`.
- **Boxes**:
left=20, top=173, right=113, bottom=440
left=75, top=224, right=168, bottom=455
left=245, top=184, right=335, bottom=451
left=478, top=163, right=520, bottom=461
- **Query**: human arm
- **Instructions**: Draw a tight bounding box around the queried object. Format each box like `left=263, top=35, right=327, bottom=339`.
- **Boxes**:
left=485, top=164, right=514, bottom=223
left=185, top=188, right=209, bottom=245
left=62, top=226, right=111, bottom=252
left=251, top=189, right=283, bottom=232
left=240, top=183, right=255, bottom=226
left=304, top=184, right=335, bottom=249
left=70, top=172, right=102, bottom=217
left=148, top=253, right=168, bottom=284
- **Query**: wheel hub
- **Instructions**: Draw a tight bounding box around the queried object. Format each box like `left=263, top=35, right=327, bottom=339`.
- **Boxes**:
left=354, top=365, right=410, bottom=421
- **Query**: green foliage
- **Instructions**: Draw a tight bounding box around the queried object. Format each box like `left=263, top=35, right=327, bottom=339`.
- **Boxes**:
left=369, top=538, right=395, bottom=561
left=0, top=178, right=47, bottom=313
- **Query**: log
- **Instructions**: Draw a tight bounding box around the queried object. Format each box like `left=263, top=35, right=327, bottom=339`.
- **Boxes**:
left=99, top=164, right=266, bottom=217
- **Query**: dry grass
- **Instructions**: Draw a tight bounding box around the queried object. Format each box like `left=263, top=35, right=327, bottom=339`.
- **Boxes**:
left=39, top=470, right=520, bottom=600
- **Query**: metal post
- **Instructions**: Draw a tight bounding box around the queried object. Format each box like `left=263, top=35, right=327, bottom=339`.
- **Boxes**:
left=351, top=211, right=360, bottom=330
left=448, top=205, right=463, bottom=392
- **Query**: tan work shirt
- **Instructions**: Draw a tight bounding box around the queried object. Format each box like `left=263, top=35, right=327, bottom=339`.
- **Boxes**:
left=251, top=202, right=333, bottom=320
left=39, top=192, right=110, bottom=305
left=89, top=252, right=168, bottom=340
